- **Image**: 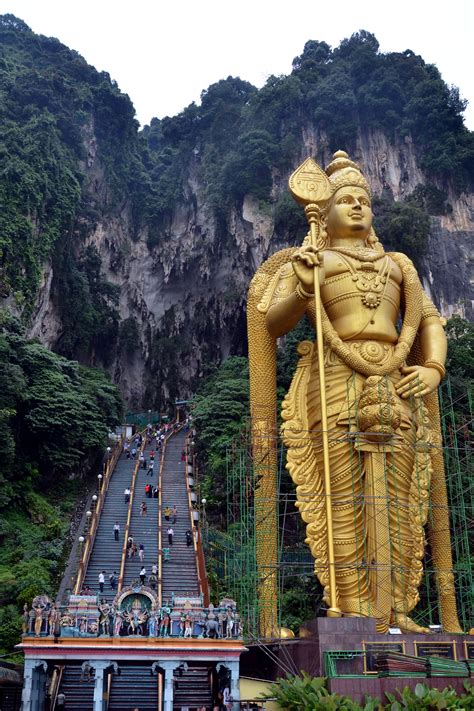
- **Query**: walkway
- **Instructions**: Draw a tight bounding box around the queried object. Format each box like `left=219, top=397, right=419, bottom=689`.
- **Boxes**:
left=160, top=430, right=200, bottom=601
left=82, top=450, right=138, bottom=602
left=122, top=441, right=160, bottom=590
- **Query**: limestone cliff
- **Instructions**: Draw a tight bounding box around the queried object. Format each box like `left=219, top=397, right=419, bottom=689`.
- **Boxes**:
left=25, top=124, right=474, bottom=408
left=1, top=19, right=473, bottom=408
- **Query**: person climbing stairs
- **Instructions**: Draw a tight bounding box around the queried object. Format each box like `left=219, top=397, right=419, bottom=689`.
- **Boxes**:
left=160, top=430, right=200, bottom=603
left=82, top=447, right=140, bottom=602
left=121, top=438, right=160, bottom=590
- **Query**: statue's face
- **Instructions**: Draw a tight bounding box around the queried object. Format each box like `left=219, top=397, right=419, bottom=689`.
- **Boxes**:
left=327, top=186, right=372, bottom=240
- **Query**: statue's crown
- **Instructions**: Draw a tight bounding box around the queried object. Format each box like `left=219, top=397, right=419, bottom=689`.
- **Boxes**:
left=289, top=150, right=371, bottom=207
left=325, top=150, right=371, bottom=197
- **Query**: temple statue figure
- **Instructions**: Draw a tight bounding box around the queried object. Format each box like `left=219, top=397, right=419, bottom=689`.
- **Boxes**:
left=247, top=151, right=462, bottom=634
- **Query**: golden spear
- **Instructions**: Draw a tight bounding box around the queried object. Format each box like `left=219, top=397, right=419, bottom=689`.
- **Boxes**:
left=289, top=158, right=341, bottom=617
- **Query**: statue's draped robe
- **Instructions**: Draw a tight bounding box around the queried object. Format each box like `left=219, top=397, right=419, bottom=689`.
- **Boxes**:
left=249, top=247, right=460, bottom=631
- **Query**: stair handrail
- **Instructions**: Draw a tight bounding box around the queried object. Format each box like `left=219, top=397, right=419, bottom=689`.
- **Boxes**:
left=157, top=434, right=167, bottom=607
left=185, top=432, right=210, bottom=606
left=74, top=435, right=124, bottom=594
left=118, top=436, right=146, bottom=592
left=49, top=664, right=64, bottom=710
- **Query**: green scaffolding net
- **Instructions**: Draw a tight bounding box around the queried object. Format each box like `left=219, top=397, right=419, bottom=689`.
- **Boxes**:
left=202, top=377, right=473, bottom=640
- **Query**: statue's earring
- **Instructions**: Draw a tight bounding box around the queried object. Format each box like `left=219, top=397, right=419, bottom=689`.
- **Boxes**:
left=365, top=227, right=379, bottom=249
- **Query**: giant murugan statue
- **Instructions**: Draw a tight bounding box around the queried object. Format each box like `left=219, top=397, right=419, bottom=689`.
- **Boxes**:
left=247, top=151, right=462, bottom=635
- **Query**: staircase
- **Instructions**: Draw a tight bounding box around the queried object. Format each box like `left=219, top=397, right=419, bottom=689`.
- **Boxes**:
left=56, top=665, right=94, bottom=710
left=121, top=442, right=160, bottom=589
left=160, top=431, right=200, bottom=602
left=173, top=665, right=213, bottom=711
left=82, top=451, right=138, bottom=602
left=108, top=664, right=158, bottom=710
left=54, top=430, right=212, bottom=710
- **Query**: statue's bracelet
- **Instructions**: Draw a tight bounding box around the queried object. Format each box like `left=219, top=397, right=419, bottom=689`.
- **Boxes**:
left=423, top=360, right=446, bottom=379
left=295, top=283, right=314, bottom=301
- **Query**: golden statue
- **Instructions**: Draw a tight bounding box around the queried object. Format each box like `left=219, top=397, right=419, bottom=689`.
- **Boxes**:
left=247, top=151, right=462, bottom=635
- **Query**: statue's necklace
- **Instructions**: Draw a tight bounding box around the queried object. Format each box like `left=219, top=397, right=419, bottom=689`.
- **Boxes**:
left=335, top=251, right=391, bottom=310
left=331, top=246, right=383, bottom=262
left=316, top=251, right=423, bottom=377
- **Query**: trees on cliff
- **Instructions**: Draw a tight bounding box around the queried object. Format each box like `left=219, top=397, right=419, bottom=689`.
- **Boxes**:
left=0, top=312, right=123, bottom=655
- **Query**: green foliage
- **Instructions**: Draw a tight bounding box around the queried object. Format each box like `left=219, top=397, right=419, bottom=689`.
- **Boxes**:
left=192, top=357, right=249, bottom=512
left=1, top=16, right=472, bottom=348
left=273, top=194, right=309, bottom=245
left=0, top=606, right=23, bottom=657
left=277, top=316, right=314, bottom=396
left=0, top=14, right=141, bottom=308
left=119, top=316, right=140, bottom=356
left=0, top=311, right=123, bottom=653
left=0, top=310, right=123, bottom=496
left=0, top=491, right=78, bottom=654
left=143, top=29, right=473, bottom=228
left=54, top=244, right=120, bottom=364
left=265, top=675, right=474, bottom=710
left=373, top=194, right=431, bottom=265
left=408, top=183, right=452, bottom=216
left=220, top=129, right=277, bottom=202
left=280, top=576, right=323, bottom=634
left=445, top=316, right=474, bottom=431
left=385, top=681, right=474, bottom=709
left=446, top=316, right=474, bottom=385
left=264, top=673, right=374, bottom=710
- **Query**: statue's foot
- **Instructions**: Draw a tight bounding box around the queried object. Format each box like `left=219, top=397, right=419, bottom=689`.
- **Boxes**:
left=441, top=619, right=463, bottom=633
left=391, top=613, right=430, bottom=634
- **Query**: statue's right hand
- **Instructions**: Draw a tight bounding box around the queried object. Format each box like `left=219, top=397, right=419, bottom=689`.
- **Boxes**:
left=291, top=246, right=324, bottom=292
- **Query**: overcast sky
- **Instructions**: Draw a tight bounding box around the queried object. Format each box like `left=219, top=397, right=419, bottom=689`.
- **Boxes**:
left=1, top=0, right=473, bottom=130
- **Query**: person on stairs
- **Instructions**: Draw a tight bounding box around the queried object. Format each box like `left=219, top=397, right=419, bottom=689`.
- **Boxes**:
left=109, top=571, right=118, bottom=590
left=113, top=521, right=120, bottom=541
left=167, top=527, right=174, bottom=545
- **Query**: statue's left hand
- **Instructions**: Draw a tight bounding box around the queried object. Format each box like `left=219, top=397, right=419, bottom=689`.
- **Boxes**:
left=396, top=365, right=441, bottom=399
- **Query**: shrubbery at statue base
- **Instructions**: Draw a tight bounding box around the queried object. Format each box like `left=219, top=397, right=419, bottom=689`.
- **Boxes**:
left=264, top=674, right=474, bottom=710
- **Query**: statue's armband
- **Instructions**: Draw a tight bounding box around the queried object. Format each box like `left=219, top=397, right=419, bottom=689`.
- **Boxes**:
left=257, top=262, right=298, bottom=314
left=420, top=290, right=443, bottom=325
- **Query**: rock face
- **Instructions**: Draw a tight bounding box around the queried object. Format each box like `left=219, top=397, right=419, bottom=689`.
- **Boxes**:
left=24, top=124, right=473, bottom=408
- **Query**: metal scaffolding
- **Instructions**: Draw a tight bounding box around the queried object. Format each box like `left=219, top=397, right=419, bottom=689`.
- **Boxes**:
left=203, top=377, right=473, bottom=640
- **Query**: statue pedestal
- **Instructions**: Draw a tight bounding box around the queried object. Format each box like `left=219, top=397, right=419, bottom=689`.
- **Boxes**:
left=241, top=617, right=474, bottom=703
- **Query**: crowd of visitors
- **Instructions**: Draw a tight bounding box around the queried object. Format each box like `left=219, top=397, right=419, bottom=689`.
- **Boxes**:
left=84, top=420, right=199, bottom=599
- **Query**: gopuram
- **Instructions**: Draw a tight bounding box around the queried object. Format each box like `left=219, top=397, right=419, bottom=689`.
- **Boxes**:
left=246, top=152, right=472, bottom=695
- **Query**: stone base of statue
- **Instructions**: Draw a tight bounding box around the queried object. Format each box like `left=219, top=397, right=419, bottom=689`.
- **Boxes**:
left=241, top=618, right=474, bottom=703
